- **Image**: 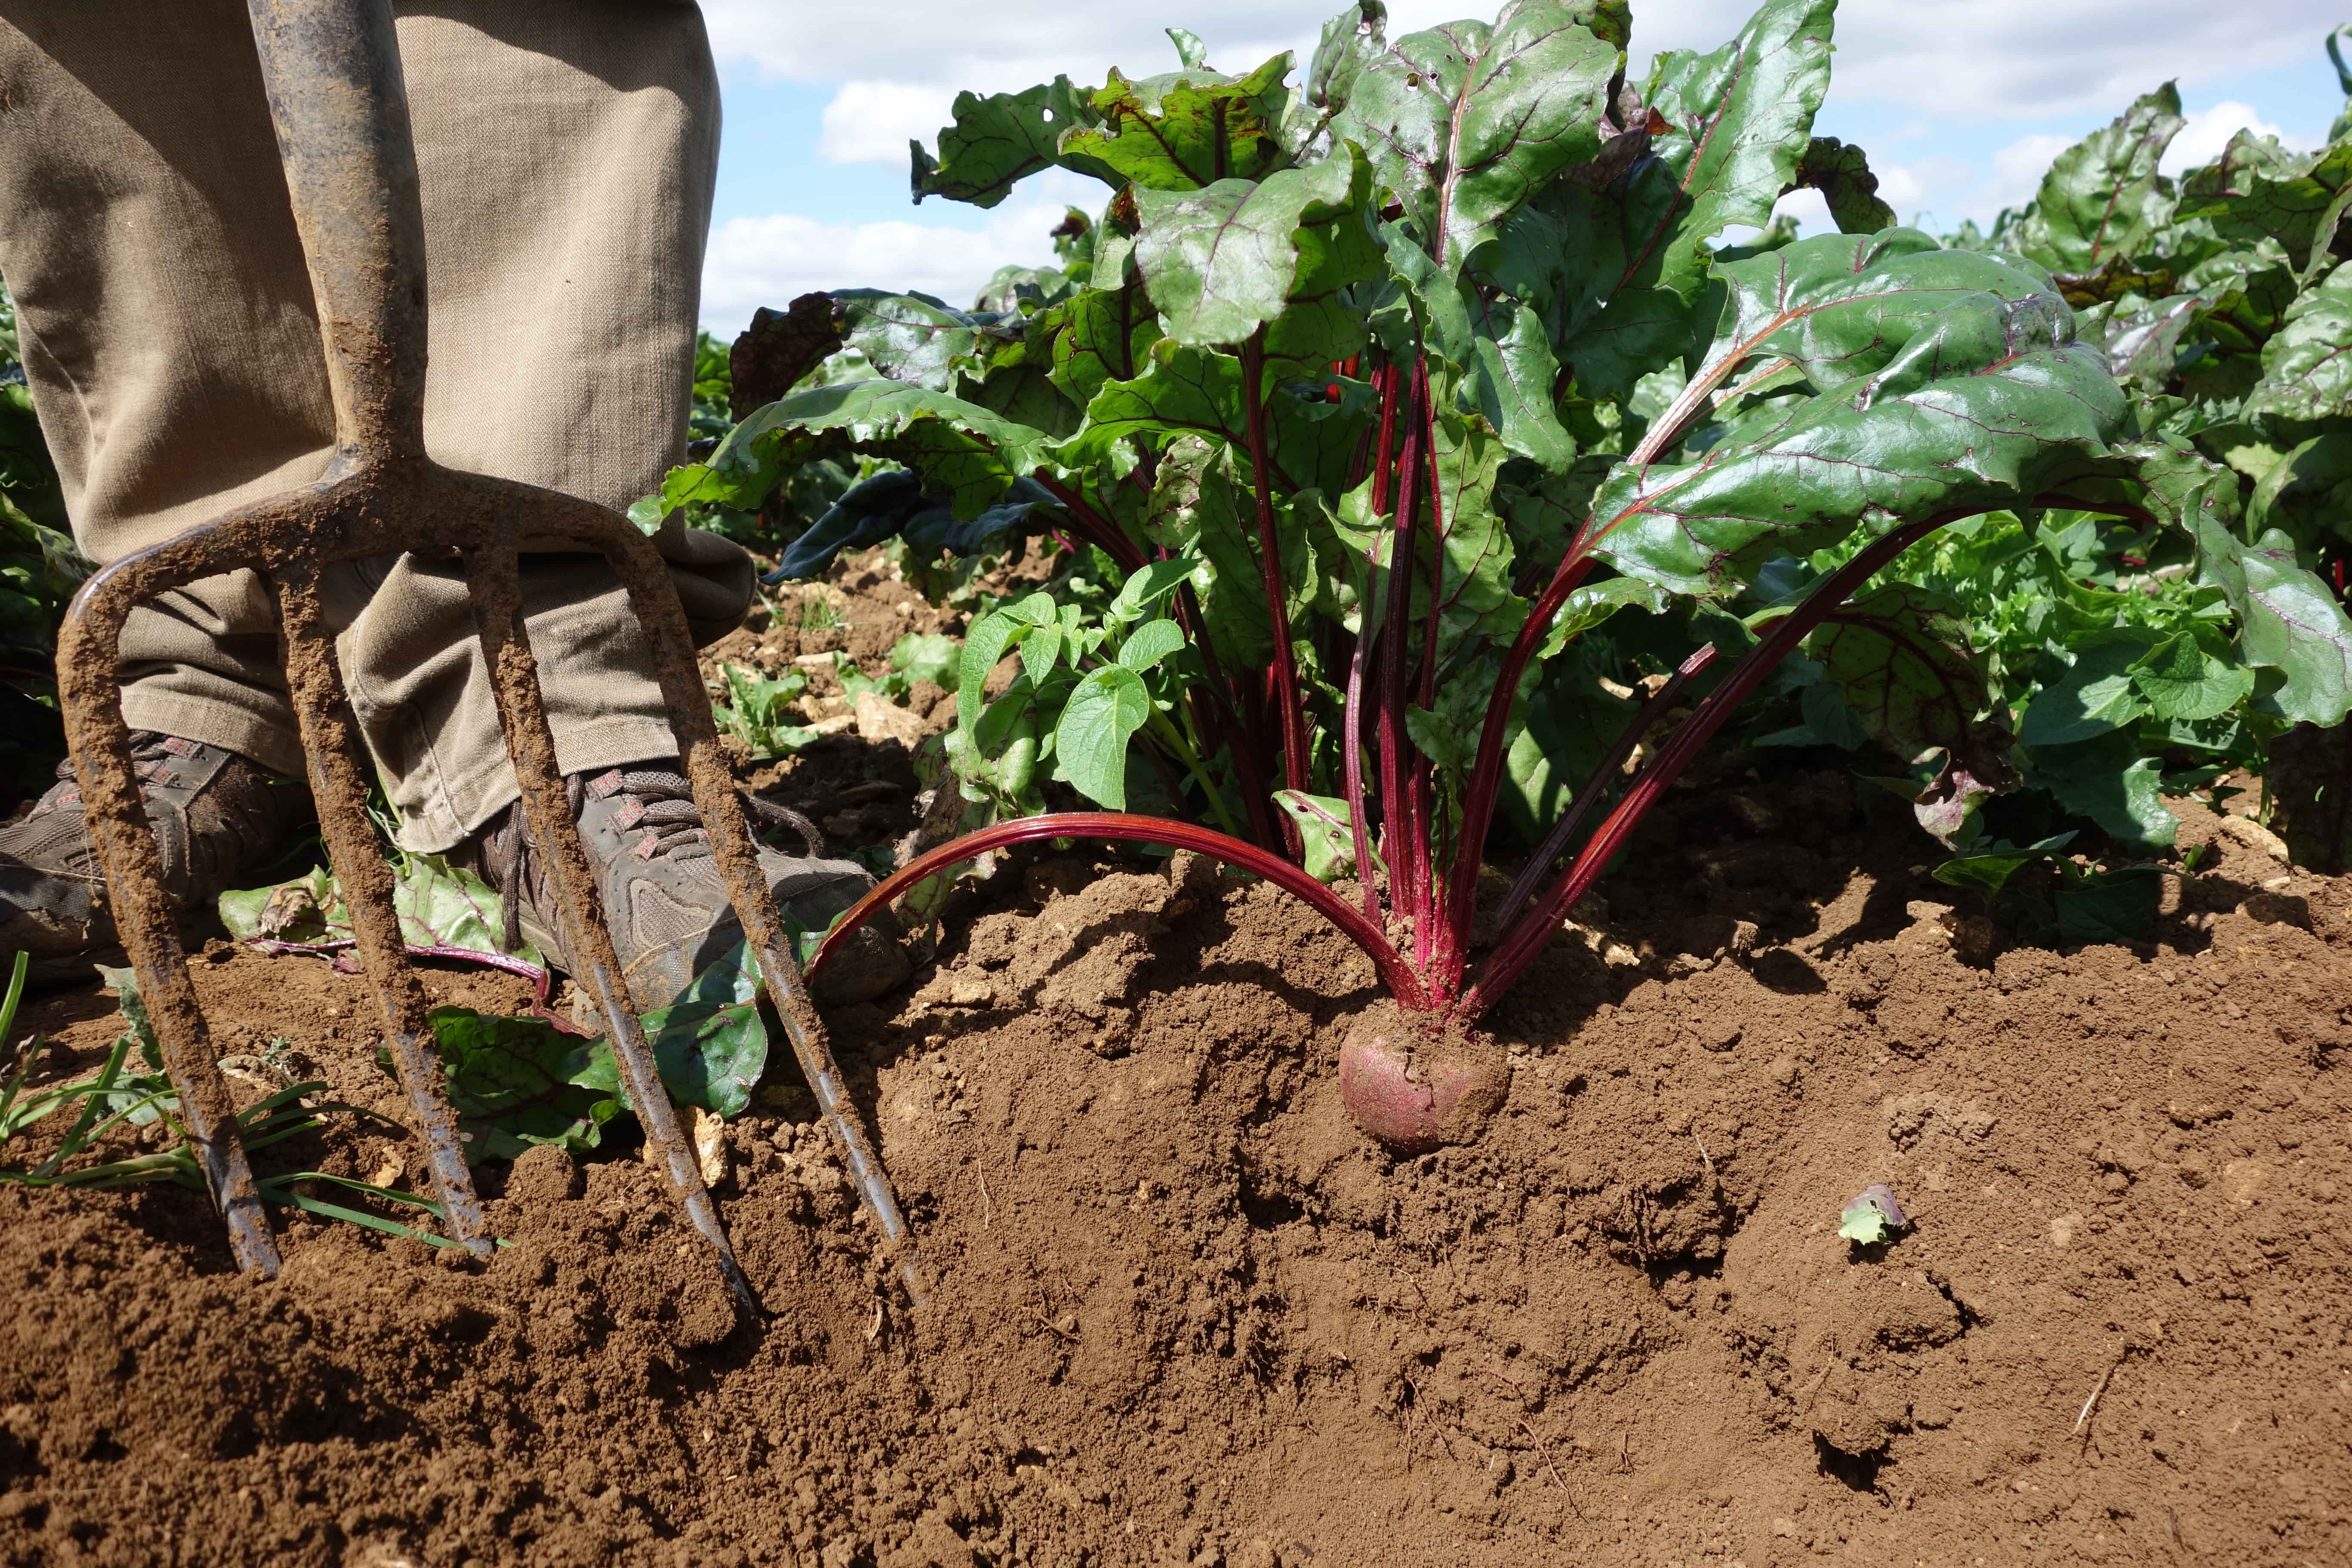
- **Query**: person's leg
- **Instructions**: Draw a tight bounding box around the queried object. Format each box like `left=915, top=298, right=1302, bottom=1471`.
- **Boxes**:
left=383, top=3, right=900, bottom=1003
left=0, top=0, right=899, bottom=998
left=0, top=0, right=327, bottom=972
left=352, top=0, right=753, bottom=854
left=0, top=0, right=334, bottom=772
left=0, top=0, right=755, bottom=840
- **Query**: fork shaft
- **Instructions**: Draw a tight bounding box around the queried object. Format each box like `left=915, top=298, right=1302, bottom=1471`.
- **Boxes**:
left=246, top=0, right=428, bottom=461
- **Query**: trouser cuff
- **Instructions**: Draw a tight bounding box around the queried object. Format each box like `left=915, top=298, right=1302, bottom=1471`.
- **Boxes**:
left=118, top=687, right=308, bottom=780
left=390, top=715, right=682, bottom=854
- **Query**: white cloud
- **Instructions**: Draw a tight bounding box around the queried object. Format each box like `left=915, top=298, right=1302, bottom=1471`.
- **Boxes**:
left=697, top=2, right=1764, bottom=98
left=1770, top=186, right=1832, bottom=233
left=701, top=185, right=1091, bottom=337
left=703, top=0, right=2326, bottom=122
left=819, top=82, right=961, bottom=166
left=2160, top=99, right=2308, bottom=175
left=1871, top=155, right=1970, bottom=222
left=1988, top=133, right=2076, bottom=214
left=698, top=0, right=2340, bottom=324
left=1822, top=3, right=2317, bottom=119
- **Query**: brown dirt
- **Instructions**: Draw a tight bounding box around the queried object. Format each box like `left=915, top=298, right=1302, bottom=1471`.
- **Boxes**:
left=700, top=557, right=950, bottom=864
left=4, top=763, right=2350, bottom=1566
left=697, top=543, right=1061, bottom=868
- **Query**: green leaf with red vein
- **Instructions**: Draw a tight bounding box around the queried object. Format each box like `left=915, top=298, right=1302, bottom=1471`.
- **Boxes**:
left=1327, top=0, right=1619, bottom=273
left=2189, top=499, right=2352, bottom=729
left=2174, top=132, right=2352, bottom=273
left=1591, top=236, right=2128, bottom=596
left=1810, top=582, right=2007, bottom=776
left=1541, top=0, right=1832, bottom=395
left=1048, top=276, right=1164, bottom=407
left=831, top=290, right=1009, bottom=392
left=2245, top=261, right=2352, bottom=422
left=1133, top=146, right=1373, bottom=350
left=714, top=380, right=1054, bottom=521
left=2008, top=84, right=2183, bottom=275
left=1058, top=54, right=1295, bottom=193
left=912, top=78, right=1115, bottom=208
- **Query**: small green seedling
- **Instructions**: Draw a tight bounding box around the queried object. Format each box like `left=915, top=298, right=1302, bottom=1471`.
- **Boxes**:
left=0, top=953, right=472, bottom=1247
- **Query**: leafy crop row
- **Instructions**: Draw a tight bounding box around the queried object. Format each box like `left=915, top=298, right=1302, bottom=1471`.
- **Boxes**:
left=655, top=0, right=2352, bottom=1114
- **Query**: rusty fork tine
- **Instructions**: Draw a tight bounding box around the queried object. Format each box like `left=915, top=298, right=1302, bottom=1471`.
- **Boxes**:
left=56, top=580, right=279, bottom=1277
left=461, top=540, right=761, bottom=1319
left=272, top=562, right=488, bottom=1254
left=57, top=0, right=921, bottom=1296
left=590, top=514, right=919, bottom=1298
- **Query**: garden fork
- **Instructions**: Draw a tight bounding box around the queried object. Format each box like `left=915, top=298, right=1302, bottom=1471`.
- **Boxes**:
left=53, top=0, right=913, bottom=1321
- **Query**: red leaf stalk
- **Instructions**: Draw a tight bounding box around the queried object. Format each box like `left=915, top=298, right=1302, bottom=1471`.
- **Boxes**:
left=1459, top=515, right=1947, bottom=1018
left=1370, top=361, right=1401, bottom=519
left=1377, top=359, right=1430, bottom=927
left=1240, top=330, right=1311, bottom=826
left=1342, top=612, right=1378, bottom=921
left=805, top=812, right=1429, bottom=1010
left=1460, top=496, right=2152, bottom=1019
left=1489, top=640, right=1718, bottom=933
left=1412, top=388, right=1449, bottom=979
left=1439, top=541, right=1598, bottom=970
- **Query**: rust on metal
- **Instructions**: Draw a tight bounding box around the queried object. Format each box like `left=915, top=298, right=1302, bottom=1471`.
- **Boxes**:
left=462, top=536, right=760, bottom=1319
left=51, top=0, right=916, bottom=1316
left=274, top=557, right=487, bottom=1255
left=593, top=498, right=919, bottom=1297
left=58, top=547, right=280, bottom=1277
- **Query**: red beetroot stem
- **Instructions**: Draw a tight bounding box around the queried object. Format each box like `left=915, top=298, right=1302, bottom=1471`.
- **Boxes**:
left=1370, top=361, right=1401, bottom=519
left=1439, top=534, right=1599, bottom=977
left=1461, top=518, right=1947, bottom=1019
left=805, top=811, right=1430, bottom=1011
left=1489, top=640, right=1719, bottom=934
left=1460, top=497, right=2153, bottom=1020
left=1377, top=359, right=1430, bottom=942
left=1342, top=358, right=1402, bottom=924
left=1435, top=323, right=1827, bottom=964
left=1342, top=619, right=1378, bottom=920
left=1239, top=330, right=1312, bottom=840
left=1411, top=386, right=1451, bottom=980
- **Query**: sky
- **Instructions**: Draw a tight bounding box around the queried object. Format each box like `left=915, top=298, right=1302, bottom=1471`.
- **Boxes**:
left=691, top=0, right=2351, bottom=337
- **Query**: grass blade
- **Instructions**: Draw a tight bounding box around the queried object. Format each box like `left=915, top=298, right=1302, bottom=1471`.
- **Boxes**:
left=32, top=1030, right=135, bottom=1178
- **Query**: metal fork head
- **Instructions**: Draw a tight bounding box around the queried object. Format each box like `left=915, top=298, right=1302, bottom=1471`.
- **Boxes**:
left=52, top=0, right=914, bottom=1320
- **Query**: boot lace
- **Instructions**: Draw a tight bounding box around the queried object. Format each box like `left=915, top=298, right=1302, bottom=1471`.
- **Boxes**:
left=476, top=764, right=825, bottom=954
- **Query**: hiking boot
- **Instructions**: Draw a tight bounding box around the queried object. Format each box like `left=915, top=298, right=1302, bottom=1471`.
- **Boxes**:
left=461, top=762, right=910, bottom=1013
left=0, top=734, right=315, bottom=983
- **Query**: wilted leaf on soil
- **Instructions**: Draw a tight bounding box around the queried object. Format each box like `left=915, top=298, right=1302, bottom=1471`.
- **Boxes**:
left=567, top=942, right=768, bottom=1120
left=1839, top=1182, right=1907, bottom=1244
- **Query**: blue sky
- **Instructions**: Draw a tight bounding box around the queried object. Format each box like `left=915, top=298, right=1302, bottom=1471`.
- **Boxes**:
left=692, top=0, right=2349, bottom=336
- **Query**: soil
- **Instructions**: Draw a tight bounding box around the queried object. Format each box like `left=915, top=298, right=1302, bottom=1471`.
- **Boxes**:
left=5, top=610, right=2350, bottom=1564
left=699, top=552, right=970, bottom=865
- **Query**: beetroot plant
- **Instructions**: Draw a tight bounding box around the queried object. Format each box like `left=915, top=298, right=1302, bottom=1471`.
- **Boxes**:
left=656, top=0, right=2352, bottom=1150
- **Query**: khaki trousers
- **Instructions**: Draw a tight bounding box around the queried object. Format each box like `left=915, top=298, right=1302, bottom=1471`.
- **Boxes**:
left=0, top=0, right=753, bottom=852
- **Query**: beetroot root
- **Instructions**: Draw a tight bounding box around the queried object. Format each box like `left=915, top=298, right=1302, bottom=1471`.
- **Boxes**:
left=1337, top=1005, right=1509, bottom=1155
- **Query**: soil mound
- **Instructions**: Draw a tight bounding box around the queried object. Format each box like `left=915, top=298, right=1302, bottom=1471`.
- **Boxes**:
left=3, top=779, right=2348, bottom=1566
